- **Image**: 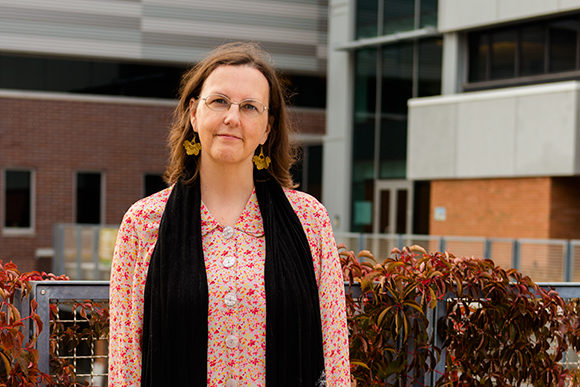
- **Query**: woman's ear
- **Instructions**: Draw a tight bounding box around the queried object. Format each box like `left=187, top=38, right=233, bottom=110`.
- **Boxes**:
left=189, top=98, right=198, bottom=131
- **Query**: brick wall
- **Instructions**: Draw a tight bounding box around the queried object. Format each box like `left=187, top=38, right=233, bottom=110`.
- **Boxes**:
left=430, top=177, right=553, bottom=239
left=0, top=93, right=326, bottom=272
left=1, top=94, right=174, bottom=272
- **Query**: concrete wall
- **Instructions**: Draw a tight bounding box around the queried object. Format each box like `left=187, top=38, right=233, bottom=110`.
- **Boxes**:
left=0, top=0, right=328, bottom=73
left=407, top=81, right=580, bottom=180
left=439, top=0, right=580, bottom=33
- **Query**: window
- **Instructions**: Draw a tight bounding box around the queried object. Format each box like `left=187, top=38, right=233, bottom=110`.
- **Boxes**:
left=0, top=54, right=184, bottom=99
left=291, top=144, right=323, bottom=201
left=467, top=15, right=580, bottom=87
left=144, top=174, right=168, bottom=197
left=3, top=169, right=33, bottom=232
left=76, top=172, right=103, bottom=224
left=356, top=0, right=438, bottom=38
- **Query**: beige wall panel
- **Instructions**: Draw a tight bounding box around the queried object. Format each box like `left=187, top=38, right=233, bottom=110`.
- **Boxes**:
left=407, top=103, right=457, bottom=179
left=456, top=97, right=516, bottom=177
left=408, top=82, right=580, bottom=180
left=515, top=90, right=577, bottom=175
left=439, top=0, right=580, bottom=32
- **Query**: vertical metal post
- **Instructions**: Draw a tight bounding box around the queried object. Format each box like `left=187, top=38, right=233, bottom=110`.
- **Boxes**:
left=35, top=284, right=51, bottom=376
left=484, top=238, right=492, bottom=260
left=53, top=224, right=62, bottom=275
left=512, top=240, right=520, bottom=271
left=397, top=233, right=404, bottom=250
left=76, top=225, right=82, bottom=280
left=564, top=241, right=573, bottom=282
left=93, top=227, right=100, bottom=280
left=439, top=237, right=446, bottom=253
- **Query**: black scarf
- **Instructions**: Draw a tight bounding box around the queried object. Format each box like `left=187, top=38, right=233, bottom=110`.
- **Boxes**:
left=142, top=170, right=325, bottom=386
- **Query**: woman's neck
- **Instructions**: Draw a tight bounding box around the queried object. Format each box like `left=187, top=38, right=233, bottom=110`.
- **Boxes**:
left=198, top=160, right=255, bottom=227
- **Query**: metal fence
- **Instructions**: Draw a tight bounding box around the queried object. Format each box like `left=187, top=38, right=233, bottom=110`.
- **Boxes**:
left=18, top=281, right=110, bottom=386
left=54, top=224, right=580, bottom=283
left=335, top=232, right=580, bottom=283
left=14, top=281, right=580, bottom=386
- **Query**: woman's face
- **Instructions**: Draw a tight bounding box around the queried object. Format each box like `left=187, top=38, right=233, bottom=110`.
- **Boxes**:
left=190, top=65, right=271, bottom=170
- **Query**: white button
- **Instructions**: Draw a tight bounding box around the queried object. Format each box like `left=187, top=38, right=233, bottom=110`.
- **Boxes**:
left=226, top=379, right=237, bottom=387
left=225, top=335, right=239, bottom=348
left=223, top=256, right=236, bottom=268
left=224, top=292, right=237, bottom=307
left=222, top=226, right=235, bottom=239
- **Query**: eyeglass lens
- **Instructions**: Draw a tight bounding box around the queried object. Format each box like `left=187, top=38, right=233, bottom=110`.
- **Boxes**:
left=204, top=94, right=266, bottom=116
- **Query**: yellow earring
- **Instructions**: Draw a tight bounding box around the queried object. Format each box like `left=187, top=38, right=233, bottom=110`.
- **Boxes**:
left=253, top=145, right=271, bottom=170
left=183, top=132, right=201, bottom=156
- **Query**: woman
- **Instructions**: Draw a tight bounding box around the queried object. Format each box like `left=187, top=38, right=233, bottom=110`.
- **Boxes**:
left=109, top=42, right=350, bottom=387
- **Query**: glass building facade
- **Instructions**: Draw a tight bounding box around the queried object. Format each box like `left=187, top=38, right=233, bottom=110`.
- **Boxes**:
left=350, top=0, right=442, bottom=232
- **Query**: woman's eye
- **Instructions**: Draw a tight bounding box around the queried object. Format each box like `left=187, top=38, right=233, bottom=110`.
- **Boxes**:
left=241, top=102, right=259, bottom=112
left=212, top=98, right=229, bottom=105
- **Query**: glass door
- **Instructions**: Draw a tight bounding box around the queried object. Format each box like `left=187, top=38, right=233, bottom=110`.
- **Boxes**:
left=373, top=180, right=413, bottom=235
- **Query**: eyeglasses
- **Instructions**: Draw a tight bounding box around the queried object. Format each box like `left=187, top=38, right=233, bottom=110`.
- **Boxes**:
left=200, top=94, right=268, bottom=117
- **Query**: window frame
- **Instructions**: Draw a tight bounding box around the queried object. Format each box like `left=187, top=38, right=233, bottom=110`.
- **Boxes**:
left=74, top=171, right=105, bottom=225
left=2, top=168, right=35, bottom=236
left=465, top=14, right=580, bottom=91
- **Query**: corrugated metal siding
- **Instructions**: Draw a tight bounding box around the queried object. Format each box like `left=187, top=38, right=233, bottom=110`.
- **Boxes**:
left=0, top=0, right=327, bottom=73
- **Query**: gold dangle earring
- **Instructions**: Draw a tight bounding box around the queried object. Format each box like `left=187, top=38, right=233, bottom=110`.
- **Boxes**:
left=183, top=132, right=201, bottom=156
left=253, top=145, right=271, bottom=170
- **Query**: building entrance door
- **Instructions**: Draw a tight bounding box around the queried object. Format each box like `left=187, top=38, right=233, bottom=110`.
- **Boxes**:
left=373, top=180, right=413, bottom=235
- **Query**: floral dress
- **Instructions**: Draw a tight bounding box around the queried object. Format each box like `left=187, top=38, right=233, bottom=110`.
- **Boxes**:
left=108, top=186, right=350, bottom=386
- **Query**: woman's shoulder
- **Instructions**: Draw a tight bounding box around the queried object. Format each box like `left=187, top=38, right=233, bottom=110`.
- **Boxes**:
left=122, top=185, right=174, bottom=225
left=284, top=189, right=328, bottom=219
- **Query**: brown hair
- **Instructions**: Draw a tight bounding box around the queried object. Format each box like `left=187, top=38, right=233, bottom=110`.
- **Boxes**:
left=164, top=42, right=298, bottom=188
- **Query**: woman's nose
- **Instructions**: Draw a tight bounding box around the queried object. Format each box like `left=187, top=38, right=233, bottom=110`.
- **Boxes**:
left=224, top=104, right=242, bottom=125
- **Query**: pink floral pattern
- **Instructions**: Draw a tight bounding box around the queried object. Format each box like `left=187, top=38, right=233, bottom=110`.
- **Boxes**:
left=109, top=186, right=350, bottom=386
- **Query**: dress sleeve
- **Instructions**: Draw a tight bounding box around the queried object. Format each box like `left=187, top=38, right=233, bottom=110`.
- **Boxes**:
left=109, top=207, right=143, bottom=386
left=316, top=205, right=351, bottom=386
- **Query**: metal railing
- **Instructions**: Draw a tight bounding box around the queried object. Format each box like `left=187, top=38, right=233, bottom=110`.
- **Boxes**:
left=14, top=281, right=580, bottom=386
left=335, top=232, right=580, bottom=283
left=18, top=281, right=110, bottom=386
left=54, top=224, right=580, bottom=283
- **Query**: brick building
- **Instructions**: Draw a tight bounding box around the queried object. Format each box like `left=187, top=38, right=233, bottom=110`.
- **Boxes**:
left=0, top=0, right=328, bottom=272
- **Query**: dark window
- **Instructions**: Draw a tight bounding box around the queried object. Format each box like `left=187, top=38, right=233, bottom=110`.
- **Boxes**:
left=356, top=0, right=379, bottom=38
left=4, top=170, right=32, bottom=228
left=0, top=54, right=185, bottom=99
left=283, top=74, right=327, bottom=108
left=549, top=19, right=578, bottom=72
left=383, top=0, right=415, bottom=35
left=291, top=144, right=323, bottom=201
left=490, top=29, right=517, bottom=79
left=520, top=25, right=545, bottom=76
left=76, top=172, right=102, bottom=224
left=418, top=38, right=443, bottom=97
left=0, top=53, right=324, bottom=108
left=144, top=174, right=168, bottom=197
left=469, top=33, right=490, bottom=82
left=420, top=0, right=438, bottom=28
left=468, top=15, right=580, bottom=85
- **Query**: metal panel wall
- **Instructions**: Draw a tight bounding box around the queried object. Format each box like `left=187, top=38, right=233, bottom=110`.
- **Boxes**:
left=0, top=0, right=328, bottom=73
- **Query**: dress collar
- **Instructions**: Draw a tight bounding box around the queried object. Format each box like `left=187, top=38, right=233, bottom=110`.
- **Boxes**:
left=200, top=189, right=264, bottom=237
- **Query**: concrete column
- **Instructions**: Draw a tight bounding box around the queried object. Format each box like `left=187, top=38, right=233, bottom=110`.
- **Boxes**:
left=441, top=32, right=465, bottom=95
left=323, top=0, right=354, bottom=231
